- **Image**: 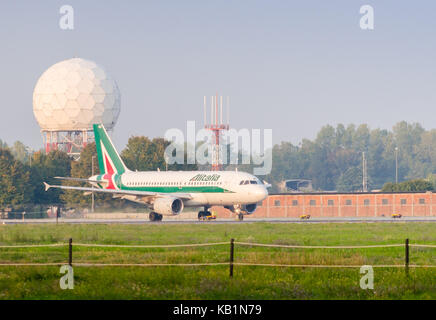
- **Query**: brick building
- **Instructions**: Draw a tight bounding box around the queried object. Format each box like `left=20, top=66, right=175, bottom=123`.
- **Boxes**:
left=213, top=192, right=436, bottom=218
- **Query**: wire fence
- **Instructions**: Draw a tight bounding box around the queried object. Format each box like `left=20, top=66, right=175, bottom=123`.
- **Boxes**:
left=72, top=242, right=229, bottom=248
left=0, top=239, right=435, bottom=276
left=233, top=242, right=407, bottom=249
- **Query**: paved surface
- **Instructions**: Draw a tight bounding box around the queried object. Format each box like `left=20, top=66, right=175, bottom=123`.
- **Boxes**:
left=2, top=217, right=436, bottom=224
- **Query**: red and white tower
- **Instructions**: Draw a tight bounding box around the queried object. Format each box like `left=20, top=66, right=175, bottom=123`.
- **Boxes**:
left=204, top=94, right=229, bottom=171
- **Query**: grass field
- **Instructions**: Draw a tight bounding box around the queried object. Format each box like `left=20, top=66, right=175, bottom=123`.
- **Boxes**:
left=0, top=222, right=435, bottom=299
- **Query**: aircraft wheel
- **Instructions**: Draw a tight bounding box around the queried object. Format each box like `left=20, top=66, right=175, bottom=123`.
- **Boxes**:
left=157, top=213, right=163, bottom=221
left=238, top=213, right=244, bottom=221
left=198, top=211, right=204, bottom=221
left=149, top=212, right=158, bottom=222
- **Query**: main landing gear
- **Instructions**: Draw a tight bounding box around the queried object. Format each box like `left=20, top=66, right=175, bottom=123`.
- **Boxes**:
left=198, top=206, right=214, bottom=221
left=149, top=211, right=163, bottom=222
left=198, top=210, right=212, bottom=221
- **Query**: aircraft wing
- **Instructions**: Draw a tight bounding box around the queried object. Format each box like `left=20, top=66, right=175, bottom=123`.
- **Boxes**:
left=43, top=182, right=193, bottom=200
left=54, top=176, right=98, bottom=184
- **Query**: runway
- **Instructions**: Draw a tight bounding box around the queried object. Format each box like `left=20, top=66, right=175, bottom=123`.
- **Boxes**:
left=2, top=217, right=436, bottom=225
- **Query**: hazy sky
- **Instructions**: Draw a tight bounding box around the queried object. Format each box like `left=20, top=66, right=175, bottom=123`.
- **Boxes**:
left=1, top=1, right=436, bottom=150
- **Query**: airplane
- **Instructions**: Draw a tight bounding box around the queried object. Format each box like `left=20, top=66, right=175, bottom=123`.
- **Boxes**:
left=44, top=124, right=269, bottom=221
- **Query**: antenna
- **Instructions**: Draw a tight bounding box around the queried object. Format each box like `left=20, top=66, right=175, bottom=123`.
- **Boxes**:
left=362, top=152, right=368, bottom=192
left=220, top=96, right=223, bottom=125
left=226, top=96, right=229, bottom=126
left=215, top=92, right=218, bottom=127
left=203, top=94, right=230, bottom=171
left=210, top=96, right=214, bottom=126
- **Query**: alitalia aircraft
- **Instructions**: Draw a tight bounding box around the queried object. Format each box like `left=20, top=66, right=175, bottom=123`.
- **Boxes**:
left=44, top=124, right=268, bottom=221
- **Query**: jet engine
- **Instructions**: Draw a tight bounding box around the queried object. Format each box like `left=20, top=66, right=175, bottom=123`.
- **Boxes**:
left=153, top=197, right=184, bottom=215
left=243, top=203, right=257, bottom=214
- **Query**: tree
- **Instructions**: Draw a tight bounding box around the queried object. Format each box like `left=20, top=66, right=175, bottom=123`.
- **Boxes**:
left=392, top=121, right=425, bottom=181
left=381, top=179, right=433, bottom=192
left=10, top=141, right=30, bottom=164
left=367, top=129, right=392, bottom=188
left=352, top=124, right=370, bottom=152
left=30, top=150, right=72, bottom=204
left=336, top=167, right=363, bottom=192
left=427, top=174, right=436, bottom=190
left=0, top=139, right=8, bottom=149
left=413, top=130, right=436, bottom=178
left=121, top=136, right=197, bottom=172
left=264, top=121, right=436, bottom=192
left=0, top=148, right=33, bottom=210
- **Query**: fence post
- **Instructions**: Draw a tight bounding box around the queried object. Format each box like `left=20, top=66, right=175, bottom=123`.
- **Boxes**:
left=69, top=238, right=73, bottom=266
left=229, top=238, right=234, bottom=278
left=405, top=238, right=409, bottom=277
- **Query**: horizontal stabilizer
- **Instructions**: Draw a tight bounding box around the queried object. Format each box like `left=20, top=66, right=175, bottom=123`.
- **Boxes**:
left=43, top=182, right=51, bottom=192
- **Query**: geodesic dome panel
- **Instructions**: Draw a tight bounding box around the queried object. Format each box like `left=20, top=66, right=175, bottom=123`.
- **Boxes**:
left=33, top=58, right=121, bottom=131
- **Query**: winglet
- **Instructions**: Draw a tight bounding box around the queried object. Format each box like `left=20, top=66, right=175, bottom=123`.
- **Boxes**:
left=43, top=182, right=51, bottom=192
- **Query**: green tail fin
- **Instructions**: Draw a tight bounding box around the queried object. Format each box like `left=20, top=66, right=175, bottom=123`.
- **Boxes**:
left=93, top=124, right=129, bottom=175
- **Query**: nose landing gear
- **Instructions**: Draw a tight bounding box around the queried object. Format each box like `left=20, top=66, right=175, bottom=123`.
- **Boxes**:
left=237, top=213, right=244, bottom=221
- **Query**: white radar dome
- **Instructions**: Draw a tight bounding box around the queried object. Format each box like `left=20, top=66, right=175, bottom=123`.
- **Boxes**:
left=33, top=58, right=121, bottom=131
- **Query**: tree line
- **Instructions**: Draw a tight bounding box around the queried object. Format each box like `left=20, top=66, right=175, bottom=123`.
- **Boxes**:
left=0, top=121, right=435, bottom=211
left=0, top=137, right=197, bottom=211
left=264, top=121, right=436, bottom=192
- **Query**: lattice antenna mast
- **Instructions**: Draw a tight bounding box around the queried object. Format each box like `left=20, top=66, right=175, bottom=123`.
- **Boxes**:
left=362, top=151, right=368, bottom=192
left=204, top=94, right=229, bottom=171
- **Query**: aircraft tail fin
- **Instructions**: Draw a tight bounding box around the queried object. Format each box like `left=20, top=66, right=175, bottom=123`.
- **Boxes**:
left=93, top=124, right=129, bottom=175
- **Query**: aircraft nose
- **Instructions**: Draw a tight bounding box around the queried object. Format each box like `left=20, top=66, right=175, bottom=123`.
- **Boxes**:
left=253, top=186, right=268, bottom=201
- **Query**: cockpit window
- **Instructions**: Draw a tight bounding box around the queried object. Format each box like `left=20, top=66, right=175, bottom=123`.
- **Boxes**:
left=240, top=180, right=258, bottom=185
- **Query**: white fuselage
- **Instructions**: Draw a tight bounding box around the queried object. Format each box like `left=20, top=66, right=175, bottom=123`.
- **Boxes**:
left=93, top=170, right=268, bottom=207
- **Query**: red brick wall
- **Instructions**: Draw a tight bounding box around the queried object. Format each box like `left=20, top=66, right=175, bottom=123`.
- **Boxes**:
left=212, top=192, right=436, bottom=218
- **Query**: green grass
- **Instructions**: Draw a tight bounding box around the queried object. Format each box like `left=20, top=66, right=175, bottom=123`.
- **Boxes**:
left=0, top=222, right=435, bottom=299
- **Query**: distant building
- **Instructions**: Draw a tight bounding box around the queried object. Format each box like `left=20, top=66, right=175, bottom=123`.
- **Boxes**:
left=282, top=179, right=313, bottom=192
left=213, top=191, right=436, bottom=218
